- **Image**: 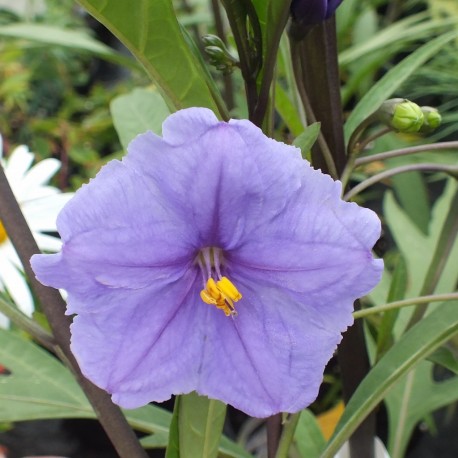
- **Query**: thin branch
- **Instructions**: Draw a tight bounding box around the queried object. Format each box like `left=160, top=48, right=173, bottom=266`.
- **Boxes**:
left=274, top=413, right=301, bottom=458
left=355, top=127, right=392, bottom=156
left=220, top=0, right=261, bottom=119
left=252, top=0, right=292, bottom=126
left=355, top=141, right=458, bottom=167
left=267, top=414, right=283, bottom=458
left=0, top=293, right=56, bottom=353
left=344, top=163, right=458, bottom=201
left=354, top=293, right=458, bottom=319
left=0, top=164, right=148, bottom=458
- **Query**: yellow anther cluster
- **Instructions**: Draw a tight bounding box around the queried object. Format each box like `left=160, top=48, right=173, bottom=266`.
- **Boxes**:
left=200, top=276, right=242, bottom=317
left=0, top=220, right=7, bottom=244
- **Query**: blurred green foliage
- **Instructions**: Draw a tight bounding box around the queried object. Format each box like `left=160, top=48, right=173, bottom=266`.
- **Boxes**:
left=0, top=0, right=147, bottom=190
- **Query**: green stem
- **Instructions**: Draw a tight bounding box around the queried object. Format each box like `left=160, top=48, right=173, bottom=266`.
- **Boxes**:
left=221, top=0, right=262, bottom=120
left=252, top=0, right=291, bottom=127
left=354, top=293, right=458, bottom=319
left=0, top=164, right=148, bottom=458
left=355, top=127, right=392, bottom=157
left=274, top=413, right=301, bottom=458
left=343, top=163, right=458, bottom=201
left=347, top=113, right=379, bottom=156
left=340, top=114, right=382, bottom=190
left=0, top=293, right=56, bottom=352
left=355, top=141, right=458, bottom=167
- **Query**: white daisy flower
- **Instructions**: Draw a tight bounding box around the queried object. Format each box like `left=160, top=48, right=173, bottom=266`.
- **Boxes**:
left=0, top=134, right=73, bottom=326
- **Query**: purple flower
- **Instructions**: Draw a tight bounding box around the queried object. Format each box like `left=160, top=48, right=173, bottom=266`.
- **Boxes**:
left=291, top=0, right=344, bottom=25
left=31, top=108, right=382, bottom=417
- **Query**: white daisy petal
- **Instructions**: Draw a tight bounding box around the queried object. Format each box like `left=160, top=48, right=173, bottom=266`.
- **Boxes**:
left=22, top=193, right=73, bottom=232
left=0, top=256, right=34, bottom=316
left=0, top=136, right=73, bottom=321
left=25, top=185, right=60, bottom=199
left=0, top=241, right=21, bottom=268
left=34, top=232, right=63, bottom=252
left=21, top=158, right=61, bottom=198
left=4, top=145, right=35, bottom=189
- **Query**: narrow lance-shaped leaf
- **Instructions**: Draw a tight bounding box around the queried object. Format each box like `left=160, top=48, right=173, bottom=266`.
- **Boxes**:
left=321, top=299, right=458, bottom=458
left=0, top=23, right=136, bottom=69
left=344, top=31, right=458, bottom=141
left=385, top=360, right=458, bottom=458
left=293, top=122, right=321, bottom=160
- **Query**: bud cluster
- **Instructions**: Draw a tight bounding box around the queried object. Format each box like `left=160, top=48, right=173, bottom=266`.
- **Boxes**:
left=377, top=98, right=442, bottom=134
left=202, top=35, right=239, bottom=75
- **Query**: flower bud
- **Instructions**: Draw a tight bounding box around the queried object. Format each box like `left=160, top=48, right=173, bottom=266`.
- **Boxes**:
left=290, top=0, right=344, bottom=25
left=202, top=34, right=226, bottom=49
left=418, top=106, right=442, bottom=133
left=289, top=1, right=344, bottom=40
left=378, top=98, right=424, bottom=133
left=202, top=34, right=238, bottom=75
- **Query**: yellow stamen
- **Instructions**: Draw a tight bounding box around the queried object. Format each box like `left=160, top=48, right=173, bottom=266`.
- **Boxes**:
left=200, top=276, right=242, bottom=317
left=0, top=220, right=7, bottom=244
left=217, top=277, right=242, bottom=302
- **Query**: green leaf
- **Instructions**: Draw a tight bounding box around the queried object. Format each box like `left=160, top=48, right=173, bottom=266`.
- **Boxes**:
left=293, top=123, right=321, bottom=160
left=0, top=329, right=93, bottom=421
left=391, top=170, right=430, bottom=234
left=385, top=361, right=458, bottom=458
left=140, top=430, right=169, bottom=448
left=320, top=299, right=458, bottom=458
left=178, top=392, right=226, bottom=458
left=344, top=31, right=458, bottom=141
left=122, top=403, right=172, bottom=436
left=165, top=397, right=180, bottom=458
left=0, top=329, right=174, bottom=439
left=378, top=135, right=431, bottom=234
left=428, top=347, right=458, bottom=375
left=0, top=23, right=135, bottom=68
left=252, top=0, right=291, bottom=79
left=275, top=82, right=303, bottom=136
left=77, top=0, right=222, bottom=114
left=384, top=179, right=458, bottom=309
left=294, top=409, right=326, bottom=458
left=0, top=330, right=247, bottom=457
left=218, top=436, right=254, bottom=458
left=110, top=87, right=170, bottom=150
left=339, top=13, right=456, bottom=66
left=375, top=255, right=407, bottom=358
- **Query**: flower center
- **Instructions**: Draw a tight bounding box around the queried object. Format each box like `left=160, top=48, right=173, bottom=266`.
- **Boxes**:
left=197, top=247, right=242, bottom=317
left=0, top=220, right=7, bottom=245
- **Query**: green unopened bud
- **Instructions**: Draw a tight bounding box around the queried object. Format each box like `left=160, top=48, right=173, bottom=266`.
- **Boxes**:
left=378, top=98, right=424, bottom=133
left=419, top=106, right=442, bottom=133
left=205, top=45, right=226, bottom=60
left=202, top=34, right=238, bottom=75
left=202, top=34, right=226, bottom=48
